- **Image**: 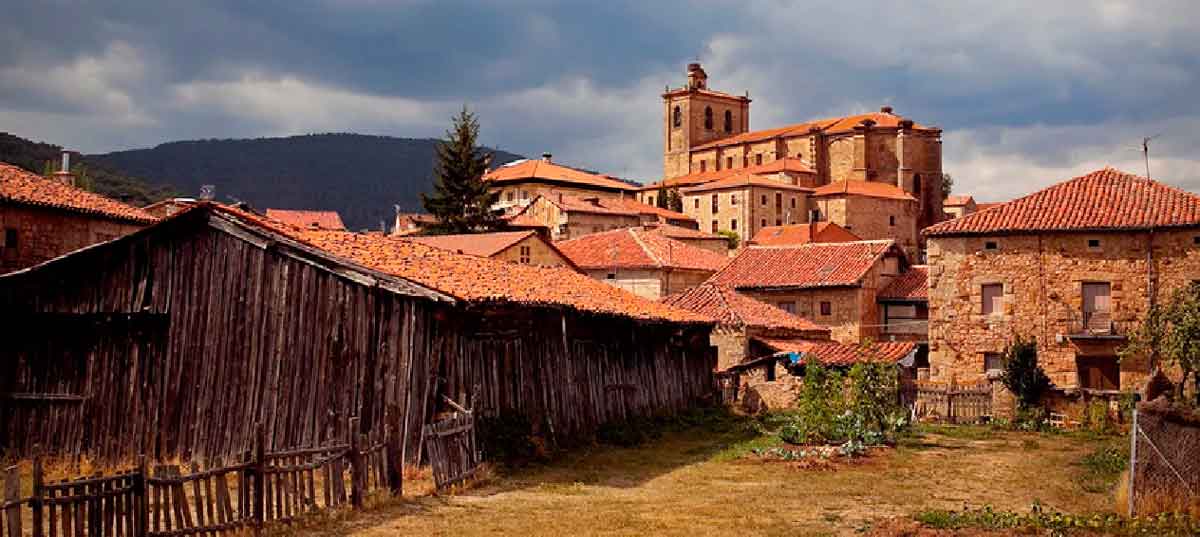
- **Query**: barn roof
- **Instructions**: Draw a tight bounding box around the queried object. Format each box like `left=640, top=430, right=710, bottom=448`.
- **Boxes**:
left=0, top=162, right=157, bottom=223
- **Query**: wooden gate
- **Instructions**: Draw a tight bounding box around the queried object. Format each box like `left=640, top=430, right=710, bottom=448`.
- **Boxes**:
left=908, top=381, right=992, bottom=424
left=422, top=411, right=481, bottom=490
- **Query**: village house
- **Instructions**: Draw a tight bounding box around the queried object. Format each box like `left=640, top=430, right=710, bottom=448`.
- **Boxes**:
left=0, top=203, right=715, bottom=461
left=484, top=153, right=637, bottom=211
left=810, top=180, right=921, bottom=260
left=143, top=197, right=199, bottom=219
left=942, top=195, right=978, bottom=219
left=556, top=226, right=729, bottom=299
left=506, top=193, right=696, bottom=241
left=749, top=221, right=860, bottom=246
left=876, top=265, right=929, bottom=347
left=658, top=63, right=945, bottom=234
left=0, top=159, right=157, bottom=274
left=707, top=240, right=911, bottom=343
left=392, top=212, right=438, bottom=236
left=924, top=168, right=1200, bottom=416
left=677, top=173, right=815, bottom=243
left=645, top=222, right=730, bottom=254
left=404, top=230, right=576, bottom=268
left=265, top=208, right=347, bottom=230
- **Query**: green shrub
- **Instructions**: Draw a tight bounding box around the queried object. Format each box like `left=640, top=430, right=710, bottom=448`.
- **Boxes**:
left=1000, top=336, right=1052, bottom=410
left=778, top=363, right=909, bottom=451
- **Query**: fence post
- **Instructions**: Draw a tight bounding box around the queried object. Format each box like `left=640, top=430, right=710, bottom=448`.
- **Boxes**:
left=253, top=423, right=266, bottom=535
left=386, top=406, right=404, bottom=496
left=137, top=455, right=149, bottom=537
left=1128, top=408, right=1138, bottom=518
left=31, top=453, right=44, bottom=537
left=349, top=417, right=364, bottom=508
left=4, top=465, right=21, bottom=537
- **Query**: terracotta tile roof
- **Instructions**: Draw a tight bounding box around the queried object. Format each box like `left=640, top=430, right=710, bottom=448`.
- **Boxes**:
left=405, top=230, right=538, bottom=257
left=974, top=202, right=1004, bottom=212
left=484, top=159, right=636, bottom=192
left=924, top=168, right=1200, bottom=237
left=878, top=266, right=928, bottom=301
left=810, top=180, right=917, bottom=201
left=645, top=158, right=815, bottom=190
left=749, top=222, right=861, bottom=246
left=0, top=162, right=157, bottom=223
left=679, top=174, right=814, bottom=194
left=201, top=205, right=709, bottom=324
left=265, top=209, right=346, bottom=230
left=556, top=227, right=730, bottom=272
left=692, top=112, right=934, bottom=151
left=544, top=195, right=695, bottom=222
left=644, top=222, right=726, bottom=241
left=662, top=283, right=829, bottom=334
left=754, top=338, right=916, bottom=366
left=944, top=195, right=976, bottom=207
left=709, top=240, right=900, bottom=290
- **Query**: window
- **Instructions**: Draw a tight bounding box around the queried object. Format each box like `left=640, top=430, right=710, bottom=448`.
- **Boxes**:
left=711, top=221, right=718, bottom=233
left=913, top=173, right=922, bottom=197
left=984, top=241, right=998, bottom=251
left=775, top=192, right=782, bottom=210
left=519, top=245, right=532, bottom=264
left=711, top=194, right=718, bottom=213
left=2, top=228, right=16, bottom=249
left=726, top=156, right=734, bottom=169
left=790, top=198, right=796, bottom=209
left=1082, top=282, right=1112, bottom=332
left=810, top=209, right=821, bottom=222
left=700, top=160, right=707, bottom=172
left=724, top=110, right=733, bottom=132
left=704, top=106, right=713, bottom=130
left=981, top=283, right=1003, bottom=315
left=506, top=191, right=515, bottom=202
left=775, top=219, right=782, bottom=226
left=1078, top=356, right=1120, bottom=390
left=694, top=198, right=700, bottom=209
left=889, top=215, right=896, bottom=226
left=1194, top=236, right=1200, bottom=245
left=743, top=156, right=749, bottom=167
left=984, top=353, right=1004, bottom=375
left=521, top=190, right=529, bottom=199
left=760, top=194, right=767, bottom=206
left=777, top=301, right=796, bottom=314
left=761, top=219, right=767, bottom=228
left=606, top=273, right=616, bottom=280
left=673, top=105, right=681, bottom=127
left=755, top=154, right=763, bottom=166
left=820, top=301, right=832, bottom=316
left=1088, top=239, right=1101, bottom=249
left=730, top=219, right=738, bottom=230
left=731, top=194, right=738, bottom=206
left=647, top=195, right=655, bottom=206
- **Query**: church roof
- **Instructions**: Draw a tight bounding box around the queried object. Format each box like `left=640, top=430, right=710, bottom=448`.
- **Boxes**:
left=484, top=158, right=636, bottom=192
left=810, top=180, right=917, bottom=201
left=644, top=158, right=815, bottom=190
left=679, top=174, right=814, bottom=194
left=924, top=168, right=1200, bottom=237
left=691, top=111, right=935, bottom=152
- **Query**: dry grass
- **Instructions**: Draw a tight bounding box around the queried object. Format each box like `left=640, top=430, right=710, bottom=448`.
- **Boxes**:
left=282, top=425, right=1120, bottom=537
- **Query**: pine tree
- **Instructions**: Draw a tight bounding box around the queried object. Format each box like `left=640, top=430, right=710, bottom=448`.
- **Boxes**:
left=420, top=107, right=502, bottom=234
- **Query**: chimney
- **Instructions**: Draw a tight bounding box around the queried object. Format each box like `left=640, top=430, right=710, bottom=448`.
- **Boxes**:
left=541, top=152, right=552, bottom=163
left=686, top=62, right=707, bottom=90
left=880, top=105, right=894, bottom=114
left=53, top=151, right=75, bottom=187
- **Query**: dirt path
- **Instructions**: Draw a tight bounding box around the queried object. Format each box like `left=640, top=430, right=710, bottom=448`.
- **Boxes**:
left=281, top=427, right=1114, bottom=537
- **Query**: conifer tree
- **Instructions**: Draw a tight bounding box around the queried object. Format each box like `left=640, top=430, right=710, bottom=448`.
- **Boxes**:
left=421, top=107, right=502, bottom=234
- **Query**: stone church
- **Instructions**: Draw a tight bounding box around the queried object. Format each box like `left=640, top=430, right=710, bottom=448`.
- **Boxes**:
left=642, top=63, right=945, bottom=258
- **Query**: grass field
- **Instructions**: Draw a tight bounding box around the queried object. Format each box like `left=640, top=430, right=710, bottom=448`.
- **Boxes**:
left=276, top=418, right=1124, bottom=537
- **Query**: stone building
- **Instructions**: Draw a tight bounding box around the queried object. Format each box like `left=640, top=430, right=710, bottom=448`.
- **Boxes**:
left=405, top=230, right=576, bottom=268
left=942, top=195, right=978, bottom=219
left=876, top=265, right=929, bottom=346
left=810, top=180, right=921, bottom=260
left=0, top=161, right=156, bottom=274
left=646, top=222, right=731, bottom=255
left=265, top=208, right=346, bottom=230
left=556, top=226, right=729, bottom=299
left=143, top=198, right=198, bottom=219
left=749, top=221, right=860, bottom=246
left=506, top=193, right=695, bottom=241
left=484, top=153, right=637, bottom=211
left=708, top=240, right=911, bottom=343
left=924, top=168, right=1200, bottom=410
left=660, top=63, right=944, bottom=233
left=391, top=212, right=437, bottom=236
left=677, top=174, right=815, bottom=243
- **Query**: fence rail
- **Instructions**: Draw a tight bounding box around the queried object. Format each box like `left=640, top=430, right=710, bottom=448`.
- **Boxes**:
left=905, top=380, right=993, bottom=424
left=422, top=411, right=480, bottom=491
left=0, top=419, right=401, bottom=537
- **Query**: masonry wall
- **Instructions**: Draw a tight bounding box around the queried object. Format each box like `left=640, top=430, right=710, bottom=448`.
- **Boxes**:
left=493, top=183, right=627, bottom=211
left=926, top=229, right=1200, bottom=397
left=563, top=212, right=642, bottom=240
left=0, top=204, right=146, bottom=274
left=711, top=326, right=748, bottom=371
left=494, top=236, right=574, bottom=268
left=681, top=186, right=808, bottom=244
left=741, top=287, right=868, bottom=344
left=584, top=268, right=664, bottom=299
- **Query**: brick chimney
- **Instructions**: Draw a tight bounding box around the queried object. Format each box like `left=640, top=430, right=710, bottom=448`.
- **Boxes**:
left=53, top=151, right=75, bottom=187
left=686, top=63, right=708, bottom=90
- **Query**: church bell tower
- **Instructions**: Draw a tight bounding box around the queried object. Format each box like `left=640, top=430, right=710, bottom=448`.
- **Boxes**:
left=661, top=63, right=751, bottom=180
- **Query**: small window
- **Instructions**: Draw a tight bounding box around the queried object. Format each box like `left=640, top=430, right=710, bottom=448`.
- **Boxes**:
left=981, top=283, right=1003, bottom=315
left=777, top=301, right=796, bottom=314
left=1194, top=236, right=1200, bottom=245
left=519, top=245, right=532, bottom=264
left=724, top=110, right=733, bottom=132
left=730, top=219, right=738, bottom=230
left=984, top=353, right=1004, bottom=374
left=889, top=215, right=896, bottom=226
left=521, top=190, right=530, bottom=200
left=506, top=191, right=515, bottom=202
left=755, top=154, right=763, bottom=166
left=775, top=219, right=782, bottom=226
left=606, top=273, right=616, bottom=279
left=913, top=173, right=922, bottom=197
left=704, top=106, right=713, bottom=130
left=984, top=241, right=998, bottom=251
left=711, top=194, right=718, bottom=213
left=647, top=195, right=655, bottom=206
left=775, top=192, right=782, bottom=210
left=672, top=105, right=682, bottom=128
left=761, top=219, right=767, bottom=228
left=2, top=228, right=15, bottom=249
left=726, top=157, right=734, bottom=169
left=731, top=194, right=738, bottom=206
left=694, top=198, right=700, bottom=209
left=820, top=301, right=832, bottom=316
left=760, top=195, right=767, bottom=206
left=700, top=160, right=707, bottom=172
left=742, top=156, right=749, bottom=167
left=790, top=198, right=796, bottom=209
left=810, top=209, right=821, bottom=222
left=1088, top=239, right=1101, bottom=249
left=711, top=221, right=718, bottom=233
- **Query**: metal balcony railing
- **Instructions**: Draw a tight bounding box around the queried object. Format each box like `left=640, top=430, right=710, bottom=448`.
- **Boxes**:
left=1067, top=311, right=1126, bottom=338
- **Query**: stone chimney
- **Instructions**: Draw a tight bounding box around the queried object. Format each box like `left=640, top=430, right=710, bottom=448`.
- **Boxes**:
left=53, top=151, right=75, bottom=187
left=686, top=63, right=708, bottom=90
left=541, top=152, right=553, bottom=163
left=880, top=105, right=894, bottom=114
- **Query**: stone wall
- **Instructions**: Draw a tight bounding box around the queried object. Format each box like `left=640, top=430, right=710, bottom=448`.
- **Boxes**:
left=494, top=235, right=575, bottom=268
left=741, top=286, right=868, bottom=344
left=711, top=326, right=748, bottom=371
left=927, top=229, right=1200, bottom=397
left=0, top=205, right=146, bottom=274
left=493, top=183, right=626, bottom=211
left=680, top=185, right=809, bottom=244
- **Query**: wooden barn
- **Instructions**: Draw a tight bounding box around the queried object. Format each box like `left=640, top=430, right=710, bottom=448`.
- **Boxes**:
left=0, top=203, right=715, bottom=463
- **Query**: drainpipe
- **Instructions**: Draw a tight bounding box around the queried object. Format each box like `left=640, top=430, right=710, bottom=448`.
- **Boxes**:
left=1147, top=228, right=1157, bottom=374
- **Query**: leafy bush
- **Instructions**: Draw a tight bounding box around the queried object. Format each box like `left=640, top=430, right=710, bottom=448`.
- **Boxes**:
left=476, top=414, right=540, bottom=464
left=1013, top=405, right=1049, bottom=431
left=716, top=229, right=740, bottom=249
left=1000, top=336, right=1052, bottom=409
left=778, top=363, right=909, bottom=452
left=916, top=503, right=1199, bottom=536
left=1083, top=399, right=1117, bottom=434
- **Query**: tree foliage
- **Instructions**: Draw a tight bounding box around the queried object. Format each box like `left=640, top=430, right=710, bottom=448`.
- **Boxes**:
left=655, top=186, right=683, bottom=212
left=716, top=229, right=740, bottom=249
left=1120, top=282, right=1200, bottom=405
left=941, top=173, right=954, bottom=200
left=999, top=336, right=1052, bottom=409
left=420, top=107, right=503, bottom=234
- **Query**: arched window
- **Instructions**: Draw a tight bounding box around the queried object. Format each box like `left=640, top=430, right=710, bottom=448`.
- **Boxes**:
left=672, top=106, right=682, bottom=128
left=724, top=110, right=733, bottom=132
left=704, top=106, right=713, bottom=130
left=913, top=174, right=922, bottom=197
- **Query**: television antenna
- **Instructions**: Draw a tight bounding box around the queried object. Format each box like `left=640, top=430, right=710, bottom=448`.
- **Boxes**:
left=1141, top=134, right=1162, bottom=180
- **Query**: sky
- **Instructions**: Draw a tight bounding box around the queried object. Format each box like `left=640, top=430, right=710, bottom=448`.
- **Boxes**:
left=3, top=0, right=1199, bottom=201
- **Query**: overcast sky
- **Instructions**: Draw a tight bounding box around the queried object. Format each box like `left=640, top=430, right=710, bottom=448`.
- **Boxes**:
left=3, top=0, right=1199, bottom=201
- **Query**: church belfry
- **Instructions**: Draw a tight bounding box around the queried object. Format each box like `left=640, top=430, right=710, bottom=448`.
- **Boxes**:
left=662, top=63, right=751, bottom=179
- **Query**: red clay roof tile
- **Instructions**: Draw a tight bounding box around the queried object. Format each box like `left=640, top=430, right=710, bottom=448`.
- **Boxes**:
left=265, top=209, right=346, bottom=230
left=877, top=266, right=928, bottom=301
left=679, top=174, right=814, bottom=194
left=924, top=168, right=1200, bottom=237
left=0, top=162, right=157, bottom=223
left=709, top=240, right=900, bottom=290
left=692, top=112, right=934, bottom=151
left=754, top=338, right=916, bottom=366
left=749, top=222, right=861, bottom=246
left=662, top=283, right=829, bottom=334
left=943, top=195, right=976, bottom=207
left=484, top=159, right=636, bottom=192
left=404, top=230, right=538, bottom=257
left=810, top=180, right=917, bottom=201
left=645, top=158, right=816, bottom=190
left=556, top=227, right=729, bottom=272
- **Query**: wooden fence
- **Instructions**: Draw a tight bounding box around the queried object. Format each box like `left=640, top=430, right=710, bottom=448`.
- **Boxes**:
left=0, top=421, right=400, bottom=537
left=905, top=380, right=993, bottom=424
left=422, top=410, right=480, bottom=491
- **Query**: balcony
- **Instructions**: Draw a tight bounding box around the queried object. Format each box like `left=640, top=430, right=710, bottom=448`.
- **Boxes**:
left=1067, top=311, right=1127, bottom=340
